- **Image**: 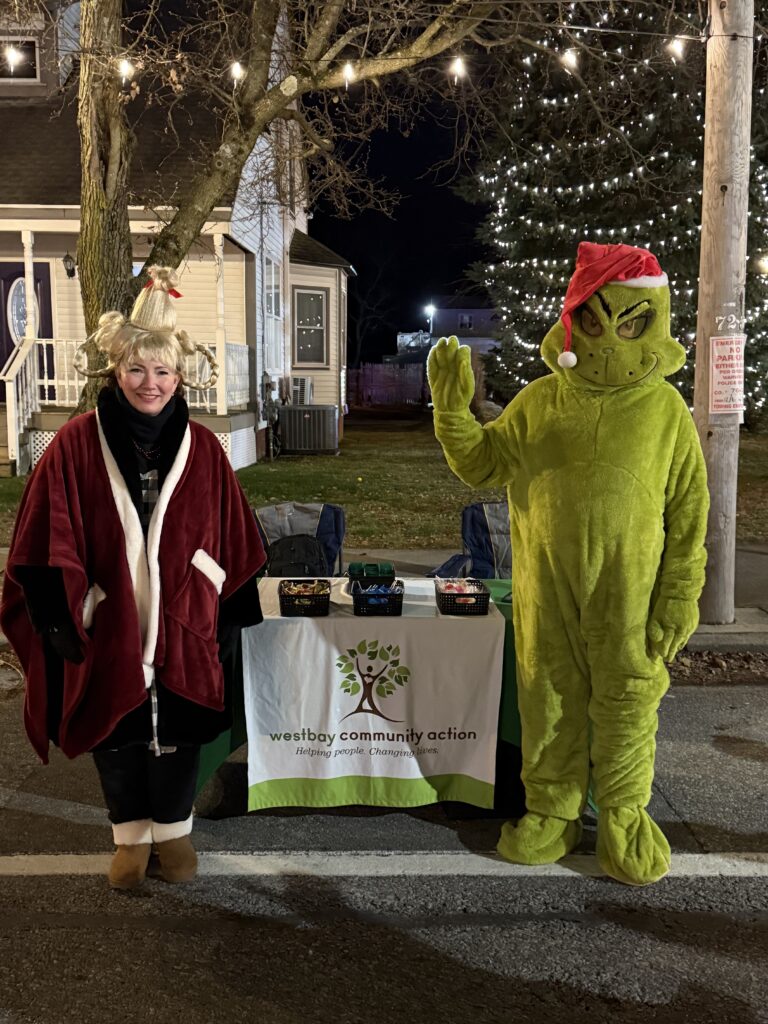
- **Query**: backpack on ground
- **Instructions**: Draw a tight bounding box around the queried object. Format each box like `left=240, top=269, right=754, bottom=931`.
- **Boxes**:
left=265, top=534, right=329, bottom=577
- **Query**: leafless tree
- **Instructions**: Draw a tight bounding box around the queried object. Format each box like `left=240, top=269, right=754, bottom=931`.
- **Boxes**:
left=1, top=0, right=704, bottom=410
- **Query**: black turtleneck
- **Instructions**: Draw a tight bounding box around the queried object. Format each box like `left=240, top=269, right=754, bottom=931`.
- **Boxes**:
left=115, top=386, right=178, bottom=447
left=97, top=386, right=190, bottom=518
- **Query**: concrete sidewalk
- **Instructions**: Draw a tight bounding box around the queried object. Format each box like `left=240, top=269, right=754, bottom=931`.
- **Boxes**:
left=346, top=544, right=768, bottom=652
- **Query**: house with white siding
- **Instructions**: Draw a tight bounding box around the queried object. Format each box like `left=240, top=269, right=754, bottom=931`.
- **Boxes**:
left=0, top=12, right=353, bottom=474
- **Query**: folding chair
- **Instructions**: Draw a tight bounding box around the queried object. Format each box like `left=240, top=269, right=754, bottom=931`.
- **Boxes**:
left=428, top=500, right=511, bottom=579
left=253, top=501, right=346, bottom=575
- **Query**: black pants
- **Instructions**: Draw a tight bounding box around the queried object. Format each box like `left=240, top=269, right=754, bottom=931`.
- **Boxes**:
left=92, top=745, right=200, bottom=825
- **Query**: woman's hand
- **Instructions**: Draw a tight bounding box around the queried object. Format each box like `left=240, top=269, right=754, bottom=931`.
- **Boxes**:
left=427, top=336, right=475, bottom=413
left=46, top=623, right=85, bottom=664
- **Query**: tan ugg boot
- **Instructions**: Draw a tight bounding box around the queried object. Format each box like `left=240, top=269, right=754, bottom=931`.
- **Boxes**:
left=108, top=843, right=152, bottom=890
left=156, top=835, right=198, bottom=883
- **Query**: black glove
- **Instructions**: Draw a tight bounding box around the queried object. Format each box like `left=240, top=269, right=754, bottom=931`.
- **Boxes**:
left=46, top=623, right=85, bottom=664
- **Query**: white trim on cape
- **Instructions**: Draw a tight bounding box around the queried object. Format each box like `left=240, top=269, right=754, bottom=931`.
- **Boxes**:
left=95, top=412, right=192, bottom=686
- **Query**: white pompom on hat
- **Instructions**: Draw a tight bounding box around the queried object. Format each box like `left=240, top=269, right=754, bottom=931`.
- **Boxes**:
left=557, top=241, right=668, bottom=368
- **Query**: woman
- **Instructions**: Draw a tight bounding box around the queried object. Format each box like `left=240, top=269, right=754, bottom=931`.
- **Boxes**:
left=1, top=267, right=266, bottom=889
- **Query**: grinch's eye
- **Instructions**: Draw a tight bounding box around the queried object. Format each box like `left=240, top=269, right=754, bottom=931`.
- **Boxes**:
left=579, top=306, right=602, bottom=337
left=617, top=313, right=651, bottom=339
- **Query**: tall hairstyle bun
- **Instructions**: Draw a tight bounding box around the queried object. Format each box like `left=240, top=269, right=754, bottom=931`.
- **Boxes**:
left=130, top=265, right=181, bottom=332
left=75, top=266, right=219, bottom=389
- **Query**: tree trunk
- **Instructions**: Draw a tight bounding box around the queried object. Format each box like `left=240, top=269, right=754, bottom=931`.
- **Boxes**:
left=73, top=0, right=135, bottom=416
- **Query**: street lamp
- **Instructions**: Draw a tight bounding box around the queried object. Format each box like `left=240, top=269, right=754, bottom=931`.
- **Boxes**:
left=424, top=303, right=436, bottom=336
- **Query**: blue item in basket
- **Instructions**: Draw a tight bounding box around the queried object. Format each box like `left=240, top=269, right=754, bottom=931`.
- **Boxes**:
left=351, top=580, right=404, bottom=616
left=359, top=582, right=403, bottom=605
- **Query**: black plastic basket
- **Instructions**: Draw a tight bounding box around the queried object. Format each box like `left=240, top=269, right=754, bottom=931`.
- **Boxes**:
left=278, top=579, right=331, bottom=617
left=352, top=579, right=404, bottom=617
left=434, top=578, right=490, bottom=616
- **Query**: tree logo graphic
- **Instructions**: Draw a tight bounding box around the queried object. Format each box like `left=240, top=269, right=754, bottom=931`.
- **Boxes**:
left=336, top=640, right=412, bottom=722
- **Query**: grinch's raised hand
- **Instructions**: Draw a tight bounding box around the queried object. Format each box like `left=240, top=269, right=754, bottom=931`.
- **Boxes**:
left=427, top=336, right=475, bottom=413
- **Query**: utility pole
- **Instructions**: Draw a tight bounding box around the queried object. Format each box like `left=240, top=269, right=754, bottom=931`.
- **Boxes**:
left=693, top=0, right=754, bottom=624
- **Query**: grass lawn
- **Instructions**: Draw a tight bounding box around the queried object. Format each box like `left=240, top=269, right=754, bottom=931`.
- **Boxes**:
left=736, top=433, right=768, bottom=542
left=0, top=416, right=765, bottom=549
left=237, top=415, right=504, bottom=548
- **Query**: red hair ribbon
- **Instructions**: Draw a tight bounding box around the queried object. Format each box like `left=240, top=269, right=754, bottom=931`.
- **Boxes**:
left=142, top=280, right=182, bottom=298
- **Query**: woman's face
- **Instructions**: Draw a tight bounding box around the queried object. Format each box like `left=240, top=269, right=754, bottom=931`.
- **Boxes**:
left=116, top=357, right=181, bottom=416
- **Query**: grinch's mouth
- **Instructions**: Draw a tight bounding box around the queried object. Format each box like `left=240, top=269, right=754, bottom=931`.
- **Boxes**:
left=575, top=353, right=659, bottom=386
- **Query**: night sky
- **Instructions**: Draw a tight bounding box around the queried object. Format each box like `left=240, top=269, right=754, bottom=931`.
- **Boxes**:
left=311, top=120, right=488, bottom=363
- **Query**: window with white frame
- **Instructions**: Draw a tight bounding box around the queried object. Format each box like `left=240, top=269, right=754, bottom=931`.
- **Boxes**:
left=264, top=256, right=283, bottom=369
left=458, top=313, right=473, bottom=330
left=0, top=39, right=39, bottom=80
left=293, top=288, right=329, bottom=365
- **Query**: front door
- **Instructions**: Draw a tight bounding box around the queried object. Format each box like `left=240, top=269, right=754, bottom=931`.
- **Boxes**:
left=0, top=262, right=53, bottom=401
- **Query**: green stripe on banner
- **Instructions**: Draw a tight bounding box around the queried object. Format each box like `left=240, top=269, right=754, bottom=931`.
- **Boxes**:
left=248, top=774, right=494, bottom=811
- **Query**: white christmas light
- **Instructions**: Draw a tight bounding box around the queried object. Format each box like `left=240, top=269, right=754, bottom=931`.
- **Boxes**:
left=343, top=62, right=354, bottom=89
left=561, top=49, right=579, bottom=71
left=118, top=58, right=135, bottom=84
left=667, top=38, right=686, bottom=60
left=231, top=61, right=245, bottom=85
left=450, top=56, right=466, bottom=84
left=4, top=45, right=21, bottom=73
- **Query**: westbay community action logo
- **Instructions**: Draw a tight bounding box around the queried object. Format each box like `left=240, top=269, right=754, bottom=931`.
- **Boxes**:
left=336, top=639, right=411, bottom=722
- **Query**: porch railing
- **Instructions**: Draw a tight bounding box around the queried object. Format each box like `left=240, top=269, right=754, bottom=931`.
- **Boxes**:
left=0, top=337, right=42, bottom=468
left=0, top=338, right=254, bottom=472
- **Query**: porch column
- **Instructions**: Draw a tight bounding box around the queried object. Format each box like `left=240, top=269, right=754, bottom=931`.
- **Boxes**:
left=213, top=233, right=227, bottom=416
left=22, top=230, right=35, bottom=339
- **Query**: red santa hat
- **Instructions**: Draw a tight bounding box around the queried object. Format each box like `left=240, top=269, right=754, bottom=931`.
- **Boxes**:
left=557, top=242, right=668, bottom=368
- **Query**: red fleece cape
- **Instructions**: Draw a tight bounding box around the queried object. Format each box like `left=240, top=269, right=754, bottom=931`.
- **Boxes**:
left=1, top=412, right=265, bottom=762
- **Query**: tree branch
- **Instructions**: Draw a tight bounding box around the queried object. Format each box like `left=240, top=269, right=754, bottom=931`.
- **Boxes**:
left=276, top=106, right=333, bottom=152
left=304, top=0, right=346, bottom=65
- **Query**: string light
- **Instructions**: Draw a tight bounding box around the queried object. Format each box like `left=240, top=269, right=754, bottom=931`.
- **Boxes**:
left=4, top=45, right=21, bottom=73
left=450, top=56, right=466, bottom=85
left=560, top=49, right=578, bottom=71
left=468, top=7, right=768, bottom=417
left=343, top=62, right=354, bottom=90
left=230, top=61, right=245, bottom=86
left=118, top=58, right=135, bottom=84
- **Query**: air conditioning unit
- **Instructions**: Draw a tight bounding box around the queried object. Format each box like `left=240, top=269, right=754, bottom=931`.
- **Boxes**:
left=292, top=375, right=314, bottom=405
left=279, top=404, right=338, bottom=453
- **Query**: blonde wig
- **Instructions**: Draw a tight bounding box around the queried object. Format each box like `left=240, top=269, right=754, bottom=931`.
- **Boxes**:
left=75, top=266, right=218, bottom=390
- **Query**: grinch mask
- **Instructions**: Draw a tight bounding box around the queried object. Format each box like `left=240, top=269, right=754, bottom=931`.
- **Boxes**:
left=540, top=282, right=685, bottom=387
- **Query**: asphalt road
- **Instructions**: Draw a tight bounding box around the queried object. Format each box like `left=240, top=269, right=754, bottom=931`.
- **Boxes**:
left=0, top=682, right=766, bottom=1024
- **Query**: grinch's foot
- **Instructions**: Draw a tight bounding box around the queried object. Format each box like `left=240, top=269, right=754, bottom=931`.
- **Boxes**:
left=497, top=812, right=581, bottom=865
left=596, top=806, right=670, bottom=886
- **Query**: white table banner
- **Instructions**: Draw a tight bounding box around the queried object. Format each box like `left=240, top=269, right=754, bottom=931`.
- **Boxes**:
left=242, top=578, right=505, bottom=810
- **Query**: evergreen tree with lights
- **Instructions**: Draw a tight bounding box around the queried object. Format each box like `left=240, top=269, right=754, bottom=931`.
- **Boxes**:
left=465, top=7, right=768, bottom=424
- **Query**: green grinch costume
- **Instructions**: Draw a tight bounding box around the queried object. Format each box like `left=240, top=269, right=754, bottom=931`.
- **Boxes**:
left=429, top=242, right=708, bottom=885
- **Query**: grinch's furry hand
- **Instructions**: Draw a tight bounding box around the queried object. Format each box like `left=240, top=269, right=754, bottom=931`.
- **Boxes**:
left=427, top=336, right=475, bottom=412
left=646, top=596, right=699, bottom=662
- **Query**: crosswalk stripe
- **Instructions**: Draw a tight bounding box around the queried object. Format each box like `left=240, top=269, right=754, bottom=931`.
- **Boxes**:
left=0, top=851, right=766, bottom=878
